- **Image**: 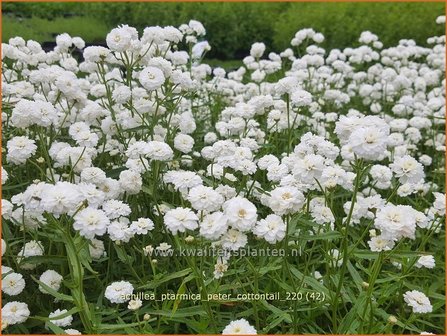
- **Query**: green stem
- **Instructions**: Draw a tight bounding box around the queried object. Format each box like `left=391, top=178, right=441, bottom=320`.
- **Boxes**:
left=332, top=158, right=364, bottom=332
left=55, top=221, right=95, bottom=333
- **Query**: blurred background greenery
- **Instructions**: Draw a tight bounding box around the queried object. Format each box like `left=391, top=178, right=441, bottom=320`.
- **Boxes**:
left=2, top=2, right=445, bottom=60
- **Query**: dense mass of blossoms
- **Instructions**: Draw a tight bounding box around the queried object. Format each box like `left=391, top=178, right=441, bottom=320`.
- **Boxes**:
left=1, top=16, right=445, bottom=335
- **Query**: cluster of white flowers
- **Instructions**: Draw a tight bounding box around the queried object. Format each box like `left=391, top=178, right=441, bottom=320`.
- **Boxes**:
left=1, top=15, right=445, bottom=334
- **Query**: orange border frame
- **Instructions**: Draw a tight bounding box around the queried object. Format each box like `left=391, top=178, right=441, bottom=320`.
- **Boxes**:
left=0, top=0, right=445, bottom=335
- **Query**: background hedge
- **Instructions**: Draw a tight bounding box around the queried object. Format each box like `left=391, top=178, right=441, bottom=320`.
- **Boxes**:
left=2, top=2, right=445, bottom=60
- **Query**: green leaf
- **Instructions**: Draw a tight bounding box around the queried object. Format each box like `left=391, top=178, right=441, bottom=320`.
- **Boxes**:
left=138, top=268, right=192, bottom=289
left=21, top=255, right=66, bottom=265
left=75, top=237, right=98, bottom=274
left=260, top=299, right=292, bottom=323
left=353, top=250, right=430, bottom=259
left=98, top=321, right=147, bottom=331
left=143, top=306, right=207, bottom=318
left=289, top=266, right=329, bottom=296
left=337, top=293, right=368, bottom=333
left=113, top=243, right=134, bottom=264
left=31, top=276, right=74, bottom=302
left=171, top=281, right=187, bottom=317
left=105, top=166, right=126, bottom=178
left=347, top=261, right=364, bottom=291
left=299, top=231, right=342, bottom=241
left=141, top=185, right=153, bottom=196
left=33, top=306, right=80, bottom=322
left=46, top=321, right=68, bottom=335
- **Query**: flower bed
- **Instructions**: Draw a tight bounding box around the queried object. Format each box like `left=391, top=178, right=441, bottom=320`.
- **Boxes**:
left=1, top=17, right=446, bottom=335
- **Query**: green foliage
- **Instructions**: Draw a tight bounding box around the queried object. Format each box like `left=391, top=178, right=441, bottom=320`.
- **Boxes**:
left=3, top=2, right=444, bottom=59
left=272, top=2, right=446, bottom=51
left=2, top=15, right=109, bottom=43
left=84, top=2, right=287, bottom=59
left=2, top=2, right=79, bottom=19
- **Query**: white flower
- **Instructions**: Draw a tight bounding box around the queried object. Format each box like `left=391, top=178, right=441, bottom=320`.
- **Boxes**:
left=251, top=69, right=265, bottom=83
left=130, top=218, right=154, bottom=235
left=415, top=255, right=435, bottom=269
left=6, top=136, right=37, bottom=165
left=170, top=51, right=189, bottom=66
left=213, top=258, right=229, bottom=279
left=142, top=26, right=165, bottom=44
left=349, top=126, right=388, bottom=160
left=432, top=192, right=446, bottom=216
left=390, top=155, right=425, bottom=184
left=164, top=207, right=199, bottom=234
left=268, top=186, right=304, bottom=216
left=293, top=154, right=325, bottom=184
left=146, top=141, right=174, bottom=161
left=164, top=170, right=203, bottom=193
left=403, top=290, right=432, bottom=313
left=39, top=270, right=63, bottom=293
left=329, top=249, right=343, bottom=267
left=199, top=212, right=229, bottom=240
left=56, top=33, right=72, bottom=49
left=367, top=235, right=395, bottom=252
left=174, top=133, right=195, bottom=153
left=1, top=167, right=8, bottom=185
left=370, top=165, right=392, bottom=189
left=40, top=182, right=84, bottom=216
left=250, top=42, right=265, bottom=58
left=253, top=214, right=286, bottom=244
left=257, top=155, right=280, bottom=170
left=187, top=186, right=224, bottom=212
left=266, top=164, right=289, bottom=182
left=223, top=197, right=257, bottom=232
left=374, top=204, right=416, bottom=241
left=222, top=318, right=257, bottom=334
left=419, top=155, right=432, bottom=166
left=139, top=66, right=165, bottom=91
left=119, top=170, right=142, bottom=195
left=83, top=46, right=110, bottom=62
left=106, top=25, right=137, bottom=52
left=108, top=218, right=134, bottom=243
left=79, top=183, right=105, bottom=209
left=127, top=298, right=143, bottom=311
left=221, top=229, right=248, bottom=251
left=156, top=243, right=173, bottom=256
left=105, top=281, right=134, bottom=304
left=112, top=85, right=132, bottom=104
left=49, top=309, right=73, bottom=327
left=188, top=19, right=206, bottom=36
left=80, top=167, right=107, bottom=186
left=311, top=205, right=335, bottom=225
left=2, top=272, right=26, bottom=296
left=11, top=99, right=58, bottom=128
left=65, top=329, right=82, bottom=335
left=17, top=240, right=44, bottom=270
left=290, top=89, right=312, bottom=107
left=72, top=36, right=85, bottom=49
left=275, top=76, right=298, bottom=95
left=2, top=200, right=13, bottom=219
left=88, top=239, right=106, bottom=259
left=102, top=200, right=131, bottom=220
left=192, top=41, right=210, bottom=59
left=2, top=301, right=30, bottom=325
left=397, top=183, right=415, bottom=197
left=313, top=32, right=325, bottom=43
left=73, top=208, right=110, bottom=239
left=436, top=15, right=446, bottom=24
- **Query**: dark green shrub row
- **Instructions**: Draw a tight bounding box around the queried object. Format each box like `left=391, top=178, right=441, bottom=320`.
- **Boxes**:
left=273, top=2, right=445, bottom=51
left=2, top=2, right=445, bottom=59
